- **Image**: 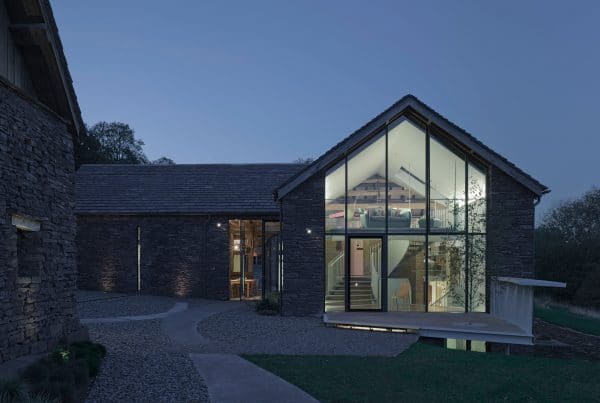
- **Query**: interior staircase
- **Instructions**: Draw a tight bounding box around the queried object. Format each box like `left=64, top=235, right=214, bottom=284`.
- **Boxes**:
left=325, top=276, right=376, bottom=311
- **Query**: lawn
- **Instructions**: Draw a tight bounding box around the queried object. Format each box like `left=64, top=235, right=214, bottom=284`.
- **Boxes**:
left=244, top=342, right=600, bottom=402
left=535, top=305, right=600, bottom=336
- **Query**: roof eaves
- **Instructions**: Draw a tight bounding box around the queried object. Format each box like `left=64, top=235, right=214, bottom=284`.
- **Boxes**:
left=38, top=0, right=84, bottom=136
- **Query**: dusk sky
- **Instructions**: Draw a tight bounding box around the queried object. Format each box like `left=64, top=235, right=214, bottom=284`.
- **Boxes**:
left=53, top=1, right=600, bottom=221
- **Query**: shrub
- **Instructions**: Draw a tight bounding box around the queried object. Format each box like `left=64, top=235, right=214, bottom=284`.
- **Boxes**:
left=256, top=293, right=280, bottom=314
left=68, top=341, right=106, bottom=377
left=21, top=363, right=49, bottom=385
left=19, top=341, right=106, bottom=403
left=0, top=379, right=27, bottom=402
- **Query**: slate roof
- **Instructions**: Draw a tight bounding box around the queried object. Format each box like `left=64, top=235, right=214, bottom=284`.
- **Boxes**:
left=75, top=164, right=304, bottom=215
left=276, top=94, right=549, bottom=199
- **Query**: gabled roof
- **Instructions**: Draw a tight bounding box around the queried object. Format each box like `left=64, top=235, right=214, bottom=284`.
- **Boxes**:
left=276, top=95, right=549, bottom=199
left=5, top=0, right=83, bottom=135
left=76, top=164, right=305, bottom=215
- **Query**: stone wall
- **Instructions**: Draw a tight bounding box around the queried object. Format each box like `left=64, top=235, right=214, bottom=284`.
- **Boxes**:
left=280, top=171, right=325, bottom=316
left=487, top=166, right=536, bottom=280
left=76, top=215, right=230, bottom=299
left=0, top=82, right=82, bottom=364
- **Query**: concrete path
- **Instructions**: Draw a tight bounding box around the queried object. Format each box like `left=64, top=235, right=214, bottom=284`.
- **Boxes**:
left=161, top=301, right=239, bottom=351
left=189, top=353, right=318, bottom=403
left=81, top=302, right=188, bottom=324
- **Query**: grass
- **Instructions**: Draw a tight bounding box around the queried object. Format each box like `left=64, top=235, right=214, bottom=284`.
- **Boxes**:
left=243, top=342, right=600, bottom=402
left=535, top=305, right=600, bottom=336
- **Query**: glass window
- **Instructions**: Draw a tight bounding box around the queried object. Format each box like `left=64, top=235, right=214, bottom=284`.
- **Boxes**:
left=468, top=163, right=486, bottom=233
left=428, top=235, right=465, bottom=312
left=325, top=161, right=346, bottom=233
left=429, top=137, right=466, bottom=232
left=325, top=235, right=345, bottom=312
left=468, top=235, right=486, bottom=312
left=347, top=131, right=386, bottom=232
left=387, top=119, right=426, bottom=231
left=388, top=235, right=426, bottom=312
left=323, top=116, right=488, bottom=314
left=349, top=238, right=382, bottom=310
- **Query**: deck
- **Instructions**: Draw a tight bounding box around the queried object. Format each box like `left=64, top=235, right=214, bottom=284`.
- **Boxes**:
left=324, top=311, right=533, bottom=345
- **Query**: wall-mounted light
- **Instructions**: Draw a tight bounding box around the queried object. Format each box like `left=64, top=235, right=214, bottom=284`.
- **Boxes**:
left=306, top=228, right=312, bottom=234
left=217, top=222, right=222, bottom=228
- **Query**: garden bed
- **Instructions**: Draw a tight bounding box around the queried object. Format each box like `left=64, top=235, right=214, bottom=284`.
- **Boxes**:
left=0, top=341, right=106, bottom=403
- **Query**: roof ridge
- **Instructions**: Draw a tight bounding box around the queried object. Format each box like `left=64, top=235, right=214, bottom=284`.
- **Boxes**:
left=275, top=94, right=548, bottom=199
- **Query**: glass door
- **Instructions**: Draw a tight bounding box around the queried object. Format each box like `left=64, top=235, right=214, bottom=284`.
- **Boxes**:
left=348, top=237, right=382, bottom=310
left=229, top=220, right=263, bottom=300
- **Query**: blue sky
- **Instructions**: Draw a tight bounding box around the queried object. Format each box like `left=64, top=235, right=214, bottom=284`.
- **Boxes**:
left=53, top=0, right=600, bottom=220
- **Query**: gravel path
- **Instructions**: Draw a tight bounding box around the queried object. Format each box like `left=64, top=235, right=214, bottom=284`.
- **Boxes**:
left=198, top=305, right=418, bottom=356
left=86, top=319, right=208, bottom=403
left=77, top=291, right=176, bottom=319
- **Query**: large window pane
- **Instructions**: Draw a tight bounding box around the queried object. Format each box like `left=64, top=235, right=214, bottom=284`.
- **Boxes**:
left=387, top=119, right=426, bottom=231
left=468, top=235, right=486, bottom=312
left=325, top=235, right=345, bottom=312
left=388, top=235, right=426, bottom=312
left=428, top=235, right=466, bottom=312
left=468, top=163, right=486, bottom=233
left=349, top=238, right=382, bottom=310
left=429, top=137, right=466, bottom=232
left=347, top=131, right=386, bottom=231
left=325, top=162, right=345, bottom=233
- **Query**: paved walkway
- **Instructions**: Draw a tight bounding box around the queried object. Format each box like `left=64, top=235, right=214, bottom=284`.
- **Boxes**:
left=190, top=353, right=318, bottom=403
left=161, top=301, right=238, bottom=351
left=79, top=293, right=417, bottom=402
left=81, top=302, right=188, bottom=324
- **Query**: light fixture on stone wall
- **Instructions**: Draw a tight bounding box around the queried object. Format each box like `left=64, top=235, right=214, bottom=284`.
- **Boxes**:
left=306, top=228, right=312, bottom=234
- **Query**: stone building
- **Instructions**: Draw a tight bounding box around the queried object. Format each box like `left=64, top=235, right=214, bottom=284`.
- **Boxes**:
left=0, top=0, right=85, bottom=363
left=76, top=95, right=549, bottom=320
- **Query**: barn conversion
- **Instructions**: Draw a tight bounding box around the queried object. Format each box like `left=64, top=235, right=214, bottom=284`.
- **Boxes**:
left=76, top=95, right=549, bottom=318
left=1, top=0, right=85, bottom=363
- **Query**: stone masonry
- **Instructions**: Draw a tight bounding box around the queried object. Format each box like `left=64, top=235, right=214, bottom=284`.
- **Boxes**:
left=0, top=82, right=83, bottom=364
left=76, top=215, right=231, bottom=299
left=487, top=166, right=536, bottom=279
left=280, top=171, right=325, bottom=316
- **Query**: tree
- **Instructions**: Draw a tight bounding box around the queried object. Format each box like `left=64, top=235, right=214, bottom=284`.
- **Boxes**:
left=74, top=121, right=177, bottom=168
left=151, top=157, right=176, bottom=165
left=88, top=122, right=148, bottom=164
left=74, top=128, right=104, bottom=168
left=293, top=157, right=314, bottom=164
left=536, top=188, right=600, bottom=308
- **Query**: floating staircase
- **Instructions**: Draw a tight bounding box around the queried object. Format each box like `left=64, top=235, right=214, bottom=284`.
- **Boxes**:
left=325, top=276, right=376, bottom=311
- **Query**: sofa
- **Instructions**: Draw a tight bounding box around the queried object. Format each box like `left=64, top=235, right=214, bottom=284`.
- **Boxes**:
left=361, top=207, right=411, bottom=229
